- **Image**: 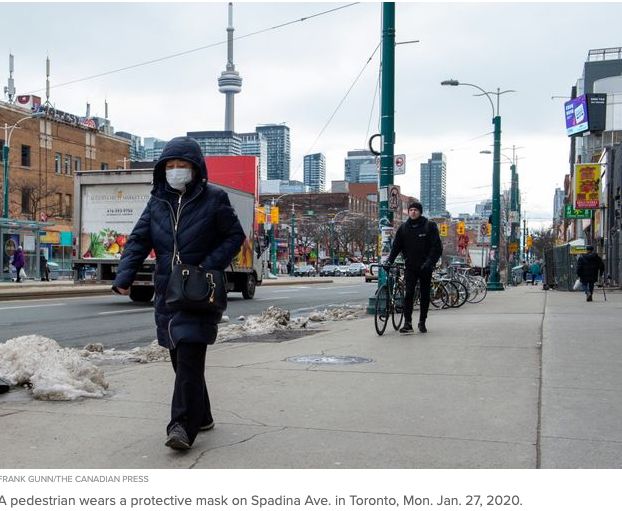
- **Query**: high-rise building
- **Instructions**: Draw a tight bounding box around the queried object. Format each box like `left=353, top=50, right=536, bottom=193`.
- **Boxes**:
left=187, top=131, right=241, bottom=156
left=344, top=149, right=376, bottom=183
left=115, top=131, right=144, bottom=162
left=218, top=3, right=242, bottom=132
left=240, top=131, right=267, bottom=180
left=474, top=198, right=493, bottom=219
left=143, top=137, right=168, bottom=161
left=553, top=187, right=565, bottom=222
left=420, top=152, right=447, bottom=217
left=303, top=153, right=326, bottom=192
left=256, top=124, right=290, bottom=180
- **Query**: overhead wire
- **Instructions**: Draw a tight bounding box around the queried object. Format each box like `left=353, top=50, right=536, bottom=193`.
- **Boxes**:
left=24, top=3, right=360, bottom=94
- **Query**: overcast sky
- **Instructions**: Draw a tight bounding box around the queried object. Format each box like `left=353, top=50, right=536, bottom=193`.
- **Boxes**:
left=3, top=1, right=621, bottom=228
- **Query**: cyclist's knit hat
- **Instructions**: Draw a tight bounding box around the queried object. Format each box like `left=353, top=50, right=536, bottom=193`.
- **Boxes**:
left=408, top=201, right=423, bottom=213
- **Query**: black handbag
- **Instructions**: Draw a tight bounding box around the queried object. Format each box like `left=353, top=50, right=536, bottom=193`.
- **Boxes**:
left=166, top=263, right=227, bottom=313
left=164, top=218, right=227, bottom=313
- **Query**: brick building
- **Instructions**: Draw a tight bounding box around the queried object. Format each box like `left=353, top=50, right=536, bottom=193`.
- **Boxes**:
left=1, top=101, right=130, bottom=278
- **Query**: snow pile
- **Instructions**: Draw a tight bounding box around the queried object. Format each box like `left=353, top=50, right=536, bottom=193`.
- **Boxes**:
left=0, top=335, right=108, bottom=400
left=217, top=306, right=309, bottom=342
left=81, top=340, right=170, bottom=364
left=308, top=304, right=365, bottom=322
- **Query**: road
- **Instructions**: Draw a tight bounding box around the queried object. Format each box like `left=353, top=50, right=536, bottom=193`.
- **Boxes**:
left=0, top=279, right=374, bottom=349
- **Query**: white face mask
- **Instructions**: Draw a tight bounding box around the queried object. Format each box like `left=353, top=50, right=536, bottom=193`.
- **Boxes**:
left=166, top=168, right=193, bottom=190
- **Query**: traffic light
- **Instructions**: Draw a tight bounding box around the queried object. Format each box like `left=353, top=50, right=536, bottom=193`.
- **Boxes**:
left=486, top=223, right=491, bottom=236
left=271, top=206, right=279, bottom=224
left=439, top=223, right=448, bottom=237
left=457, top=221, right=465, bottom=235
left=527, top=235, right=533, bottom=249
left=257, top=206, right=266, bottom=224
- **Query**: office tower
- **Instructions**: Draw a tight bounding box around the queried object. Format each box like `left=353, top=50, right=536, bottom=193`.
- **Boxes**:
left=303, top=153, right=326, bottom=192
left=256, top=124, right=290, bottom=180
left=344, top=149, right=376, bottom=183
left=420, top=152, right=447, bottom=217
left=240, top=131, right=268, bottom=180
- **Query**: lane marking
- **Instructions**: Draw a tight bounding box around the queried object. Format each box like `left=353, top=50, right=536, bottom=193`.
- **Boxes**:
left=0, top=303, right=67, bottom=311
left=255, top=297, right=291, bottom=301
left=337, top=291, right=360, bottom=295
left=98, top=309, right=153, bottom=316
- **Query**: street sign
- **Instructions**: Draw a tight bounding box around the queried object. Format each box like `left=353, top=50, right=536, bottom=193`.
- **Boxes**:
left=388, top=185, right=401, bottom=211
left=393, top=154, right=406, bottom=175
left=564, top=204, right=592, bottom=219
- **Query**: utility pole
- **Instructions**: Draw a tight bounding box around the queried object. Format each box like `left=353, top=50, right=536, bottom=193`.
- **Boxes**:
left=367, top=2, right=395, bottom=314
left=289, top=204, right=296, bottom=276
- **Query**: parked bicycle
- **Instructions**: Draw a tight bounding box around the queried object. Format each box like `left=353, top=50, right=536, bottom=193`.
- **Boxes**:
left=374, top=264, right=405, bottom=336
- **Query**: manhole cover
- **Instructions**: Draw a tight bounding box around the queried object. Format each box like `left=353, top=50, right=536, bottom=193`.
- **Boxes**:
left=286, top=354, right=373, bottom=365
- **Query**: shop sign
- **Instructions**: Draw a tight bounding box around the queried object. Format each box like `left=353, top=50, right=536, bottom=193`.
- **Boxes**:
left=564, top=204, right=592, bottom=219
left=40, top=231, right=61, bottom=244
left=573, top=163, right=601, bottom=209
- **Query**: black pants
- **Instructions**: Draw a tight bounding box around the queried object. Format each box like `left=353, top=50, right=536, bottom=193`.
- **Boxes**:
left=168, top=342, right=213, bottom=445
left=15, top=267, right=23, bottom=282
left=403, top=269, right=432, bottom=325
left=582, top=280, right=595, bottom=296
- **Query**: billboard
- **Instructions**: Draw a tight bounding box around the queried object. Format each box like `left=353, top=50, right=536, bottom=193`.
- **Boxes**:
left=564, top=93, right=607, bottom=137
left=573, top=163, right=601, bottom=209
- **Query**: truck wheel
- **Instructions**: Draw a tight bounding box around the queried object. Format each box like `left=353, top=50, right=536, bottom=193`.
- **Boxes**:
left=241, top=274, right=256, bottom=299
left=129, top=286, right=154, bottom=303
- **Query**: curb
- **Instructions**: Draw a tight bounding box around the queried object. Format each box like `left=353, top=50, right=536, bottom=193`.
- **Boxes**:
left=261, top=278, right=334, bottom=286
left=0, top=286, right=112, bottom=301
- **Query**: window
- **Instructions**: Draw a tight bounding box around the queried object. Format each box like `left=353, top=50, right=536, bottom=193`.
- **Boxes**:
left=55, top=153, right=62, bottom=174
left=21, top=189, right=30, bottom=214
left=74, top=157, right=82, bottom=172
left=21, top=145, right=31, bottom=167
left=64, top=155, right=71, bottom=175
left=65, top=194, right=73, bottom=218
left=100, top=162, right=109, bottom=170
left=56, top=193, right=63, bottom=217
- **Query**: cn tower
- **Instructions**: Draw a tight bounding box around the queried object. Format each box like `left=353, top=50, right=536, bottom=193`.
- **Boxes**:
left=218, top=2, right=242, bottom=132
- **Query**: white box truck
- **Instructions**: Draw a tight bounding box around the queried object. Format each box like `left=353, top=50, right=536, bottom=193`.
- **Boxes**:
left=73, top=169, right=264, bottom=301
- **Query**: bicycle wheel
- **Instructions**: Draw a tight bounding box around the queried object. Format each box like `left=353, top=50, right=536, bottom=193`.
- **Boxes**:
left=451, top=280, right=469, bottom=308
left=467, top=278, right=488, bottom=304
left=442, top=281, right=459, bottom=309
left=391, top=282, right=405, bottom=331
left=374, top=284, right=390, bottom=336
left=430, top=282, right=449, bottom=308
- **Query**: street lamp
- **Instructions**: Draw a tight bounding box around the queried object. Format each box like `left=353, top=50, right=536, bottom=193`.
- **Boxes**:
left=441, top=79, right=516, bottom=290
left=3, top=112, right=45, bottom=218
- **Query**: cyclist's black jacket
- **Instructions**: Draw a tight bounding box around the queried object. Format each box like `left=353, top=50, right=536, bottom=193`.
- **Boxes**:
left=387, top=216, right=443, bottom=273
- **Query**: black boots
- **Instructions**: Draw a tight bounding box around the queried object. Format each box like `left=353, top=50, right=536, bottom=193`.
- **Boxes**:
left=418, top=322, right=427, bottom=333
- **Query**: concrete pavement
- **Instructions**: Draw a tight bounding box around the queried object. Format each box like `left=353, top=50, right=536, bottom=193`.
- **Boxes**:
left=0, top=285, right=620, bottom=468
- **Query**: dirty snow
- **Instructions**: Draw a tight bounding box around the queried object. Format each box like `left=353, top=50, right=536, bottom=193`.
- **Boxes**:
left=0, top=335, right=108, bottom=400
left=0, top=305, right=365, bottom=399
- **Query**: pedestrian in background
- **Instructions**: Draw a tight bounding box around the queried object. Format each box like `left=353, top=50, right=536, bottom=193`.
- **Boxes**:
left=40, top=251, right=50, bottom=281
left=521, top=260, right=529, bottom=283
left=12, top=246, right=25, bottom=283
left=112, top=137, right=245, bottom=451
left=530, top=259, right=541, bottom=285
left=385, top=201, right=443, bottom=334
left=576, top=245, right=604, bottom=302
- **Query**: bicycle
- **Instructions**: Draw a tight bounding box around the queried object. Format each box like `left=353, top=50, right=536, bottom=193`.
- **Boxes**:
left=374, top=264, right=405, bottom=336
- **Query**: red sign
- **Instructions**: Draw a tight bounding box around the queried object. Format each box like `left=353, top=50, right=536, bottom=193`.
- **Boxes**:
left=205, top=156, right=259, bottom=200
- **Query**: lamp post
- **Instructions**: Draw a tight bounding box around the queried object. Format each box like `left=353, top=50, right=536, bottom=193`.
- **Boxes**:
left=441, top=79, right=515, bottom=290
left=3, top=113, right=44, bottom=218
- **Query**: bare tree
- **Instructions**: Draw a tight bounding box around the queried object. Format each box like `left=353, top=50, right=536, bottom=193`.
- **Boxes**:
left=9, top=176, right=65, bottom=221
left=531, top=225, right=555, bottom=259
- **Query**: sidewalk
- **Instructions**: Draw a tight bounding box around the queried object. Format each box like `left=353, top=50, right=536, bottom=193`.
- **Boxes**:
left=0, top=285, right=620, bottom=468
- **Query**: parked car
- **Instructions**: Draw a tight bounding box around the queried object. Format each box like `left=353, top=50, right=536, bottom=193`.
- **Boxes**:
left=319, top=264, right=338, bottom=276
left=346, top=262, right=367, bottom=276
left=294, top=264, right=317, bottom=277
left=334, top=265, right=350, bottom=277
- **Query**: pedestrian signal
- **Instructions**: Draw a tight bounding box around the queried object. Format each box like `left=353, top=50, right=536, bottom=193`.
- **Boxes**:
left=439, top=224, right=448, bottom=237
left=457, top=221, right=465, bottom=235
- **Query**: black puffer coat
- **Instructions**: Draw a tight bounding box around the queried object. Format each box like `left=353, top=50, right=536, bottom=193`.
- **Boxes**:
left=113, top=137, right=246, bottom=349
left=577, top=252, right=604, bottom=284
left=387, top=216, right=443, bottom=272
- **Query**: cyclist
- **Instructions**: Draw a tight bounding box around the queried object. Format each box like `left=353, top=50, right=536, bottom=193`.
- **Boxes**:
left=385, top=201, right=443, bottom=333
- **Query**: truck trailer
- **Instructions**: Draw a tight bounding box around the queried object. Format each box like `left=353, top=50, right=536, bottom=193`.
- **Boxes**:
left=73, top=169, right=264, bottom=302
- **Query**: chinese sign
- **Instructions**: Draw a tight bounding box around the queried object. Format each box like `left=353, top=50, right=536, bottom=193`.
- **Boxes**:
left=564, top=204, right=592, bottom=219
left=574, top=163, right=601, bottom=209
